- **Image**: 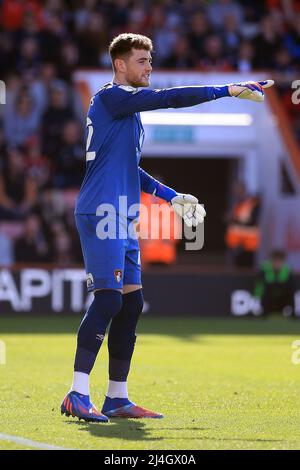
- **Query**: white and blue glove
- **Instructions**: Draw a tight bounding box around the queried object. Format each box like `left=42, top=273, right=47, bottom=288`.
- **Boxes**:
left=170, top=194, right=206, bottom=227
left=228, top=79, right=274, bottom=102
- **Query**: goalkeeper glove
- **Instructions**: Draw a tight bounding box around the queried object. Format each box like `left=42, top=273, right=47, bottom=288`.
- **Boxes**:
left=228, top=79, right=274, bottom=102
left=170, top=194, right=206, bottom=227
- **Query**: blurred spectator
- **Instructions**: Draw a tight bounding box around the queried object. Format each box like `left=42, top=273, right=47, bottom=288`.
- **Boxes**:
left=40, top=13, right=66, bottom=63
left=225, top=182, right=261, bottom=268
left=0, top=147, right=37, bottom=220
left=222, top=13, right=242, bottom=60
left=163, top=36, right=195, bottom=68
left=17, top=37, right=41, bottom=76
left=14, top=212, right=51, bottom=263
left=74, top=0, right=99, bottom=33
left=273, top=46, right=297, bottom=85
left=1, top=0, right=43, bottom=32
left=187, top=12, right=212, bottom=61
left=254, top=249, right=295, bottom=317
left=2, top=73, right=23, bottom=122
left=207, top=0, right=244, bottom=30
left=235, top=40, right=255, bottom=72
left=41, top=81, right=74, bottom=158
left=108, top=0, right=131, bottom=35
left=125, top=3, right=147, bottom=34
left=51, top=219, right=73, bottom=265
left=4, top=88, right=41, bottom=146
left=53, top=120, right=85, bottom=189
left=25, top=62, right=59, bottom=116
left=25, top=136, right=51, bottom=189
left=44, top=0, right=66, bottom=17
left=0, top=231, right=14, bottom=266
left=38, top=185, right=66, bottom=225
left=149, top=4, right=179, bottom=65
left=65, top=213, right=83, bottom=264
left=16, top=8, right=43, bottom=42
left=2, top=0, right=26, bottom=31
left=198, top=34, right=233, bottom=71
left=241, top=0, right=267, bottom=24
left=253, top=15, right=282, bottom=69
left=0, top=32, right=16, bottom=78
left=77, top=12, right=107, bottom=67
left=34, top=186, right=82, bottom=263
left=54, top=231, right=73, bottom=265
left=58, top=40, right=80, bottom=82
left=0, top=122, right=6, bottom=157
left=283, top=12, right=300, bottom=60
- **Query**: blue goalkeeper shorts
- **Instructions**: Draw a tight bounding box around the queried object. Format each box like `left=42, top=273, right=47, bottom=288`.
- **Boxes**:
left=75, top=214, right=141, bottom=292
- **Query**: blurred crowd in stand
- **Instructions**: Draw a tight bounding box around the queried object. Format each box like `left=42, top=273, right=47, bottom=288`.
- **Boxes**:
left=0, top=0, right=299, bottom=265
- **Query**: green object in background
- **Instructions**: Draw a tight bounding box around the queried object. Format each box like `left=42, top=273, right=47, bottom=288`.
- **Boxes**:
left=262, top=261, right=291, bottom=284
left=254, top=262, right=291, bottom=298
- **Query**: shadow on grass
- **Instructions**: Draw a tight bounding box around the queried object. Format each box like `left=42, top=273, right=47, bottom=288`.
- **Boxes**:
left=65, top=420, right=288, bottom=445
left=66, top=419, right=163, bottom=443
left=1, top=315, right=300, bottom=337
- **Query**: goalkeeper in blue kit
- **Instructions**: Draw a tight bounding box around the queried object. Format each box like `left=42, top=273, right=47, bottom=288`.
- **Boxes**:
left=61, top=33, right=274, bottom=422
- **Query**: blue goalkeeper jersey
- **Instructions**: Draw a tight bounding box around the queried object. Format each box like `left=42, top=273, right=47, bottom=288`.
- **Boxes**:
left=75, top=82, right=225, bottom=218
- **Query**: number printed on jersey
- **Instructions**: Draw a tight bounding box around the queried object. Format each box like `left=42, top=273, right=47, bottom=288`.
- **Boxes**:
left=86, top=117, right=96, bottom=161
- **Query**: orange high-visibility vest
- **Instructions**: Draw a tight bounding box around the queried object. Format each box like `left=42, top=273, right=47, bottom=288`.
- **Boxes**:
left=225, top=197, right=260, bottom=251
left=139, top=193, right=181, bottom=264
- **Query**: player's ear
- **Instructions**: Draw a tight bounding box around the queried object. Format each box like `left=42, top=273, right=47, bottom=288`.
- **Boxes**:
left=114, top=58, right=127, bottom=73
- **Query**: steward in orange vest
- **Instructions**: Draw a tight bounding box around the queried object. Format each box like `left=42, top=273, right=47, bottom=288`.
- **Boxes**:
left=138, top=192, right=181, bottom=265
left=225, top=183, right=260, bottom=267
left=225, top=195, right=260, bottom=252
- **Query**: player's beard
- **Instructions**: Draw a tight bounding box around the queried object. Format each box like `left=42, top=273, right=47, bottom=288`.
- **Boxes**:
left=127, top=74, right=150, bottom=88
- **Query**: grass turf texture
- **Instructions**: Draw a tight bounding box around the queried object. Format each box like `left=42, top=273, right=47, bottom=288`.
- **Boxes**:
left=0, top=316, right=300, bottom=450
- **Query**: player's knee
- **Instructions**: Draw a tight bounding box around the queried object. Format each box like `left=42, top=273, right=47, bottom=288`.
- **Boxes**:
left=77, top=290, right=122, bottom=350
left=108, top=289, right=143, bottom=358
left=123, top=288, right=144, bottom=320
left=117, top=289, right=144, bottom=330
left=93, top=289, right=123, bottom=318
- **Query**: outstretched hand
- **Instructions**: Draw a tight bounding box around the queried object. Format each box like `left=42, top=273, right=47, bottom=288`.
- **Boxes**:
left=228, top=80, right=274, bottom=102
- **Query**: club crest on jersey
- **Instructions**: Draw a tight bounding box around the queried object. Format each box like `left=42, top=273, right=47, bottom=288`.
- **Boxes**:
left=86, top=273, right=94, bottom=289
left=114, top=269, right=123, bottom=283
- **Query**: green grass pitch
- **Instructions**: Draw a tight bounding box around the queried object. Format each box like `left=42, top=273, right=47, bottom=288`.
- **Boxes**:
left=1, top=315, right=300, bottom=450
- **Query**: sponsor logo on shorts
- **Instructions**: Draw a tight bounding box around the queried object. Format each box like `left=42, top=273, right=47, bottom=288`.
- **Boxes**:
left=96, top=334, right=104, bottom=341
left=114, top=269, right=123, bottom=283
left=86, top=273, right=94, bottom=289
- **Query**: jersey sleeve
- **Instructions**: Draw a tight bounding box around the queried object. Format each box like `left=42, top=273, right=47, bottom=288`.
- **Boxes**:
left=139, top=167, right=177, bottom=202
left=101, top=84, right=228, bottom=118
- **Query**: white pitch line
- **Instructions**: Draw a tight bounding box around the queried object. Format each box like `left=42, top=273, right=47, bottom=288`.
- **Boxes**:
left=0, top=433, right=70, bottom=450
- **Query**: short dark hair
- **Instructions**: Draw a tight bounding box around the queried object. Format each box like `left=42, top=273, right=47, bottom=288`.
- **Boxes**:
left=109, top=33, right=153, bottom=69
